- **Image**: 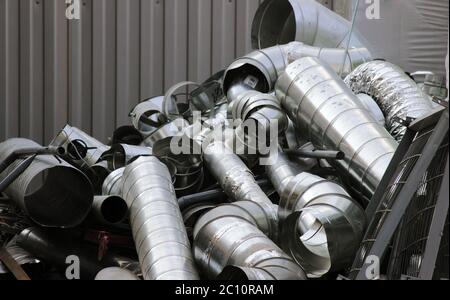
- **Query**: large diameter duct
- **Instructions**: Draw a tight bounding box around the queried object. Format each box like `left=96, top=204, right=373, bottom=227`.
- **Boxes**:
left=344, top=60, right=435, bottom=141
left=266, top=153, right=366, bottom=277
left=0, top=139, right=93, bottom=228
left=251, top=0, right=370, bottom=50
left=276, top=57, right=398, bottom=198
left=122, top=156, right=198, bottom=280
left=223, top=42, right=372, bottom=97
left=193, top=202, right=307, bottom=280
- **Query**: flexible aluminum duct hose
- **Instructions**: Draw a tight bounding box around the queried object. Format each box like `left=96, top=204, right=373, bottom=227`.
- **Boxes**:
left=223, top=42, right=372, bottom=96
left=276, top=57, right=398, bottom=199
left=251, top=0, right=370, bottom=50
left=344, top=60, right=435, bottom=141
left=266, top=152, right=366, bottom=278
left=121, top=156, right=198, bottom=280
left=0, top=138, right=93, bottom=228
left=193, top=201, right=306, bottom=280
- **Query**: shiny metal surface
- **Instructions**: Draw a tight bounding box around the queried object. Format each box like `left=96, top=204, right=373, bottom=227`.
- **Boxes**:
left=0, top=138, right=93, bottom=228
left=251, top=0, right=370, bottom=50
left=345, top=61, right=435, bottom=141
left=266, top=152, right=366, bottom=277
left=0, top=238, right=41, bottom=275
left=223, top=42, right=372, bottom=95
left=356, top=94, right=386, bottom=127
left=122, top=156, right=198, bottom=280
left=95, top=267, right=140, bottom=281
left=50, top=125, right=110, bottom=169
left=142, top=118, right=189, bottom=148
left=92, top=195, right=128, bottom=226
left=276, top=57, right=398, bottom=198
left=102, top=144, right=153, bottom=170
left=193, top=201, right=306, bottom=280
left=102, top=167, right=125, bottom=196
left=129, top=96, right=167, bottom=138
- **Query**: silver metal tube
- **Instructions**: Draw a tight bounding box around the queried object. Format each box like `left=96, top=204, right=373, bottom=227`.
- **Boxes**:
left=251, top=0, right=370, bottom=50
left=266, top=152, right=366, bottom=277
left=344, top=60, right=435, bottom=141
left=129, top=96, right=167, bottom=138
left=276, top=57, right=398, bottom=198
left=193, top=201, right=306, bottom=280
left=223, top=42, right=372, bottom=95
left=102, top=144, right=153, bottom=170
left=92, top=195, right=128, bottom=225
left=50, top=125, right=110, bottom=169
left=0, top=138, right=93, bottom=228
left=121, top=156, right=198, bottom=280
left=102, top=167, right=125, bottom=196
left=95, top=267, right=140, bottom=280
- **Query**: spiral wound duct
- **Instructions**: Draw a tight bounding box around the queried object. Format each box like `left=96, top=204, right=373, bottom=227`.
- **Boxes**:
left=344, top=60, right=435, bottom=141
left=223, top=42, right=372, bottom=97
left=193, top=201, right=307, bottom=280
left=276, top=57, right=398, bottom=199
left=266, top=152, right=366, bottom=278
left=121, top=156, right=198, bottom=280
left=251, top=0, right=370, bottom=49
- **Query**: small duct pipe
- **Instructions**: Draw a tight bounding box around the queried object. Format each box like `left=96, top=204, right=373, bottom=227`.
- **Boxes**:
left=266, top=152, right=366, bottom=278
left=251, top=0, right=370, bottom=50
left=276, top=57, right=398, bottom=199
left=224, top=42, right=372, bottom=97
left=193, top=201, right=307, bottom=280
left=102, top=168, right=125, bottom=196
left=129, top=96, right=167, bottom=138
left=16, top=227, right=138, bottom=280
left=89, top=161, right=111, bottom=195
left=0, top=139, right=93, bottom=228
left=122, top=156, right=199, bottom=280
left=50, top=125, right=110, bottom=169
left=344, top=60, right=435, bottom=141
left=101, top=144, right=153, bottom=170
left=91, top=196, right=128, bottom=226
left=95, top=267, right=140, bottom=280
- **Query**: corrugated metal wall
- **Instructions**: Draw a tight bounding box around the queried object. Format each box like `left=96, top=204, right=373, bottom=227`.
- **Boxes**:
left=0, top=0, right=267, bottom=144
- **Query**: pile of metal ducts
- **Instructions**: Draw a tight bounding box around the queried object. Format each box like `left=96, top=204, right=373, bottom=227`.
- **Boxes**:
left=0, top=0, right=443, bottom=281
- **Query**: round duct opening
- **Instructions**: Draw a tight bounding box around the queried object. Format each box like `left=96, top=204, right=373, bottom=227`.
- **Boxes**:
left=99, top=196, right=128, bottom=224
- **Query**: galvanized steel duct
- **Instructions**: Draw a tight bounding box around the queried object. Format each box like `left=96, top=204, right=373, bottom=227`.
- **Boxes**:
left=193, top=201, right=307, bottom=280
left=251, top=0, right=370, bottom=50
left=91, top=195, right=128, bottom=226
left=121, top=156, right=198, bottom=280
left=276, top=57, right=398, bottom=199
left=50, top=125, right=110, bottom=169
left=101, top=144, right=153, bottom=170
left=102, top=168, right=125, bottom=196
left=266, top=152, right=366, bottom=277
left=129, top=96, right=167, bottom=138
left=95, top=267, right=140, bottom=281
left=0, top=138, right=93, bottom=228
left=344, top=60, right=435, bottom=141
left=223, top=42, right=372, bottom=96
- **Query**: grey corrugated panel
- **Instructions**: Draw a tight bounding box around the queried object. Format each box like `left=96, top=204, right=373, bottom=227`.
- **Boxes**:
left=164, top=0, right=188, bottom=91
left=19, top=0, right=44, bottom=144
left=188, top=0, right=212, bottom=84
left=44, top=0, right=68, bottom=143
left=92, top=0, right=116, bottom=143
left=68, top=0, right=92, bottom=134
left=0, top=0, right=20, bottom=141
left=235, top=0, right=260, bottom=57
left=140, top=0, right=164, bottom=99
left=116, top=0, right=140, bottom=127
left=212, top=0, right=236, bottom=72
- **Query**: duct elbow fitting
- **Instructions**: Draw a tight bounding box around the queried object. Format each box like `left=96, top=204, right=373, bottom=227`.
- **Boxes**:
left=223, top=42, right=371, bottom=96
left=251, top=0, right=370, bottom=50
left=193, top=202, right=306, bottom=280
left=344, top=60, right=435, bottom=141
left=276, top=57, right=398, bottom=199
left=266, top=153, right=366, bottom=277
left=0, top=138, right=93, bottom=228
left=122, top=156, right=198, bottom=280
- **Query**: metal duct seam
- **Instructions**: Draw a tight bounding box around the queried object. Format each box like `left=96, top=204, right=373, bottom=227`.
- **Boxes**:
left=223, top=42, right=372, bottom=96
left=121, top=156, right=199, bottom=280
left=266, top=152, right=366, bottom=277
left=101, top=144, right=153, bottom=170
left=102, top=167, right=125, bottom=196
left=193, top=201, right=307, bottom=280
left=344, top=60, right=435, bottom=141
left=276, top=57, right=398, bottom=199
left=0, top=138, right=94, bottom=228
left=251, top=0, right=370, bottom=50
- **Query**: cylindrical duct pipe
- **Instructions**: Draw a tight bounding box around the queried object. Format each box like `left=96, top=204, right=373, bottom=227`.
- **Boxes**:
left=91, top=195, right=128, bottom=226
left=101, top=144, right=152, bottom=170
left=122, top=156, right=198, bottom=280
left=276, top=57, right=398, bottom=199
left=224, top=42, right=372, bottom=96
left=50, top=125, right=109, bottom=169
left=193, top=201, right=306, bottom=280
left=129, top=96, right=167, bottom=138
left=102, top=168, right=125, bottom=196
left=266, top=152, right=366, bottom=277
left=251, top=0, right=370, bottom=50
left=0, top=139, right=93, bottom=228
left=344, top=60, right=435, bottom=141
left=95, top=267, right=140, bottom=280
